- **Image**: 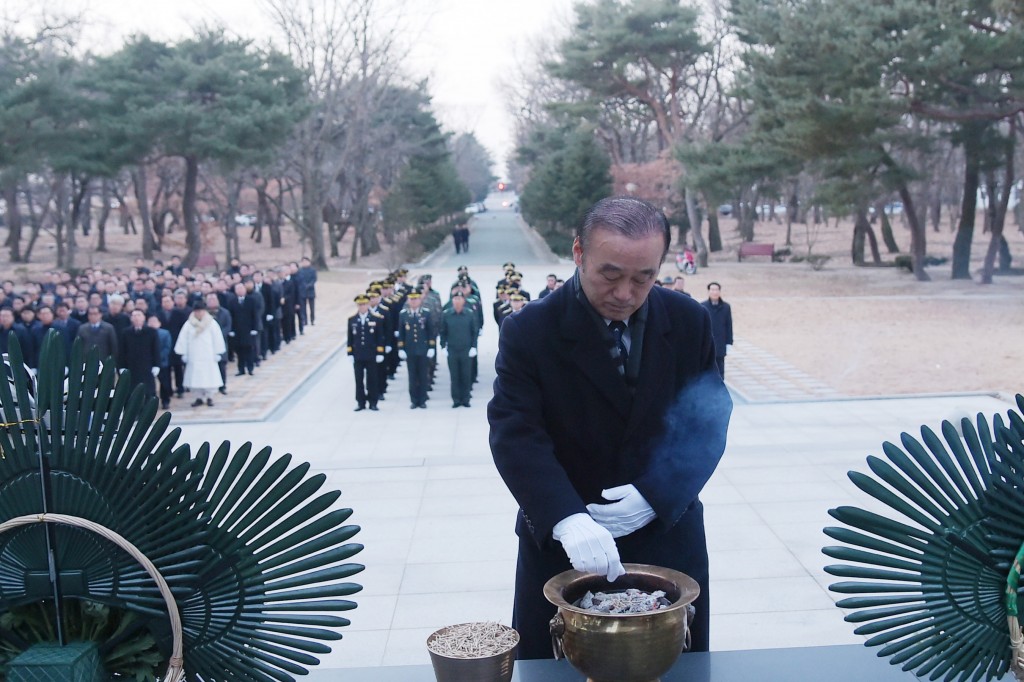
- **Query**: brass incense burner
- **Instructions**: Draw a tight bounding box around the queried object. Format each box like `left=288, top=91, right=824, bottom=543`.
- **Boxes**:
left=544, top=563, right=699, bottom=682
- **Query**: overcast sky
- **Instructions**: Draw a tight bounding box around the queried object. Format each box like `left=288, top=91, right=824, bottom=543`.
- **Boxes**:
left=6, top=0, right=579, bottom=176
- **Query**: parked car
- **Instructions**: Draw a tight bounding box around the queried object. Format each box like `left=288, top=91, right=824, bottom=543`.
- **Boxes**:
left=718, top=204, right=733, bottom=216
left=464, top=204, right=481, bottom=214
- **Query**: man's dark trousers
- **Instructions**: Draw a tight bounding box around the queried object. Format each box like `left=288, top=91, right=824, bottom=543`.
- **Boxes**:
left=407, top=354, right=429, bottom=406
left=448, top=352, right=472, bottom=405
left=235, top=337, right=255, bottom=374
left=354, top=359, right=380, bottom=408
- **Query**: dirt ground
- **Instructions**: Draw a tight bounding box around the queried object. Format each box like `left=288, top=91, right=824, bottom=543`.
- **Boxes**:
left=5, top=208, right=1023, bottom=398
left=664, top=212, right=1024, bottom=397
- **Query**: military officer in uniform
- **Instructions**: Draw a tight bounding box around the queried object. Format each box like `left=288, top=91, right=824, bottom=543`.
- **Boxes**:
left=493, top=287, right=511, bottom=328
left=367, top=285, right=393, bottom=398
left=398, top=291, right=436, bottom=409
left=381, top=278, right=404, bottom=380
left=440, top=290, right=479, bottom=408
left=347, top=294, right=385, bottom=411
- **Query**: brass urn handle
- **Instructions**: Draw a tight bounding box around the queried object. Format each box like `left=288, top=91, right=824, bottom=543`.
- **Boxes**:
left=549, top=613, right=565, bottom=660
left=681, top=603, right=695, bottom=653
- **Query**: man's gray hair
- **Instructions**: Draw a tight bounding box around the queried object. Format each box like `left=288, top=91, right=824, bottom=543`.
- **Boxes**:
left=576, top=196, right=671, bottom=254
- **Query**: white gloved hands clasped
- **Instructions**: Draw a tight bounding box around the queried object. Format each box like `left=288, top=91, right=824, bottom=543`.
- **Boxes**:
left=426, top=348, right=435, bottom=359
left=468, top=348, right=478, bottom=358
left=586, top=484, right=656, bottom=539
left=552, top=513, right=625, bottom=581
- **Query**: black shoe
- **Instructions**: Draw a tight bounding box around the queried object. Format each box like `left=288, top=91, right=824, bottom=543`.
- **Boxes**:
left=354, top=406, right=365, bottom=412
left=235, top=371, right=246, bottom=377
left=462, top=402, right=471, bottom=408
left=218, top=386, right=227, bottom=395
left=248, top=370, right=254, bottom=376
left=410, top=404, right=418, bottom=409
left=453, top=403, right=460, bottom=408
left=369, top=405, right=378, bottom=411
left=206, top=398, right=214, bottom=407
left=176, top=390, right=184, bottom=398
left=418, top=402, right=428, bottom=409
left=191, top=399, right=203, bottom=407
left=161, top=400, right=170, bottom=409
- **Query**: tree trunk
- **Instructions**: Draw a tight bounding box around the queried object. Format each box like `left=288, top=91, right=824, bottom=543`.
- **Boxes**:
left=300, top=173, right=328, bottom=269
left=898, top=183, right=930, bottom=282
left=683, top=186, right=708, bottom=268
left=96, top=180, right=111, bottom=252
left=851, top=208, right=868, bottom=265
left=132, top=165, right=156, bottom=261
left=703, top=191, right=722, bottom=252
left=707, top=210, right=722, bottom=252
left=66, top=176, right=89, bottom=271
left=2, top=182, right=23, bottom=262
left=876, top=202, right=899, bottom=253
left=930, top=192, right=941, bottom=232
left=981, top=131, right=1014, bottom=284
left=952, top=125, right=982, bottom=280
left=182, top=155, right=201, bottom=269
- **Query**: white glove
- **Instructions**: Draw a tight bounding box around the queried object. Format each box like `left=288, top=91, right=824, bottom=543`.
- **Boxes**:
left=375, top=354, right=384, bottom=363
left=151, top=367, right=159, bottom=377
left=266, top=314, right=273, bottom=321
left=250, top=330, right=258, bottom=335
left=394, top=330, right=399, bottom=338
left=398, top=349, right=407, bottom=360
left=427, top=348, right=435, bottom=359
left=552, top=513, right=625, bottom=581
left=586, top=484, right=656, bottom=539
left=228, top=331, right=236, bottom=337
left=468, top=348, right=478, bottom=358
left=385, top=345, right=392, bottom=353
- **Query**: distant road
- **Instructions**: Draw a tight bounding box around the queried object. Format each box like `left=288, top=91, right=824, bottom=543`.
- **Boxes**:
left=423, top=193, right=560, bottom=269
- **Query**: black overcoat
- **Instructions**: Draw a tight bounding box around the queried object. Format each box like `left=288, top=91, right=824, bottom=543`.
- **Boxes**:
left=488, top=276, right=732, bottom=659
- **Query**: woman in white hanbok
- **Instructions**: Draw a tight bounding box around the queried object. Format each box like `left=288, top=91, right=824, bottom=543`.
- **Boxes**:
left=173, top=300, right=226, bottom=407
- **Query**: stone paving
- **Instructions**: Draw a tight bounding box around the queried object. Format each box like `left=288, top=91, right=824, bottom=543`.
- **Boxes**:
left=163, top=208, right=1014, bottom=674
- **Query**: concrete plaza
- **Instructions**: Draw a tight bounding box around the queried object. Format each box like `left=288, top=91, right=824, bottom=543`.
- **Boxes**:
left=170, top=208, right=1016, bottom=672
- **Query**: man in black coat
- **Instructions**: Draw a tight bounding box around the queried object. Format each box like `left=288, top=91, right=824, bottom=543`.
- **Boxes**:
left=118, top=309, right=160, bottom=399
left=227, top=282, right=260, bottom=376
left=488, top=197, right=732, bottom=660
left=279, top=266, right=298, bottom=344
left=701, top=281, right=733, bottom=379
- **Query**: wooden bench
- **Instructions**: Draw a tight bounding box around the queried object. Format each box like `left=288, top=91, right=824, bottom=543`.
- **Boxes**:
left=738, top=242, right=776, bottom=262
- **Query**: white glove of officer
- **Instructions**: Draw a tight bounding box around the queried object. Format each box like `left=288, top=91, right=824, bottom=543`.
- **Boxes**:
left=151, top=367, right=159, bottom=377
left=468, top=348, right=478, bottom=358
left=394, top=330, right=399, bottom=338
left=586, top=484, right=656, bottom=539
left=552, top=513, right=625, bottom=581
left=427, top=349, right=435, bottom=359
left=385, top=345, right=392, bottom=353
left=266, top=314, right=273, bottom=321
left=228, top=331, right=236, bottom=337
left=250, top=330, right=258, bottom=336
left=375, top=355, right=384, bottom=364
left=398, top=350, right=407, bottom=360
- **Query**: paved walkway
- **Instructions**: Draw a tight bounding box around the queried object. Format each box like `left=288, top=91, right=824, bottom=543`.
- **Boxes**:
left=161, top=206, right=1010, bottom=674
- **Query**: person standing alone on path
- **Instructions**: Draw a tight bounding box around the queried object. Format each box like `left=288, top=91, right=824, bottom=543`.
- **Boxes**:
left=296, top=256, right=317, bottom=328
left=347, top=294, right=385, bottom=412
left=488, top=196, right=732, bottom=660
left=440, top=291, right=479, bottom=408
left=701, top=282, right=733, bottom=379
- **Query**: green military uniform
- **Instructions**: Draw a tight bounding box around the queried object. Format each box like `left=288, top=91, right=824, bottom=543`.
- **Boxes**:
left=440, top=296, right=480, bottom=407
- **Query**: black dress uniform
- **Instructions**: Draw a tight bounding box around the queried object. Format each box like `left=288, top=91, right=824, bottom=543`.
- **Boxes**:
left=369, top=292, right=392, bottom=397
left=398, top=296, right=436, bottom=409
left=347, top=295, right=385, bottom=411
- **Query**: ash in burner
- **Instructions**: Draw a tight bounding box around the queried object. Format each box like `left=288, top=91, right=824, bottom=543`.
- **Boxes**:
left=573, top=588, right=671, bottom=614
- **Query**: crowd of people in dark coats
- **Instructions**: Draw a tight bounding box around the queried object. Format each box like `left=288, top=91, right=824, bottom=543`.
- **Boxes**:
left=0, top=254, right=319, bottom=409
